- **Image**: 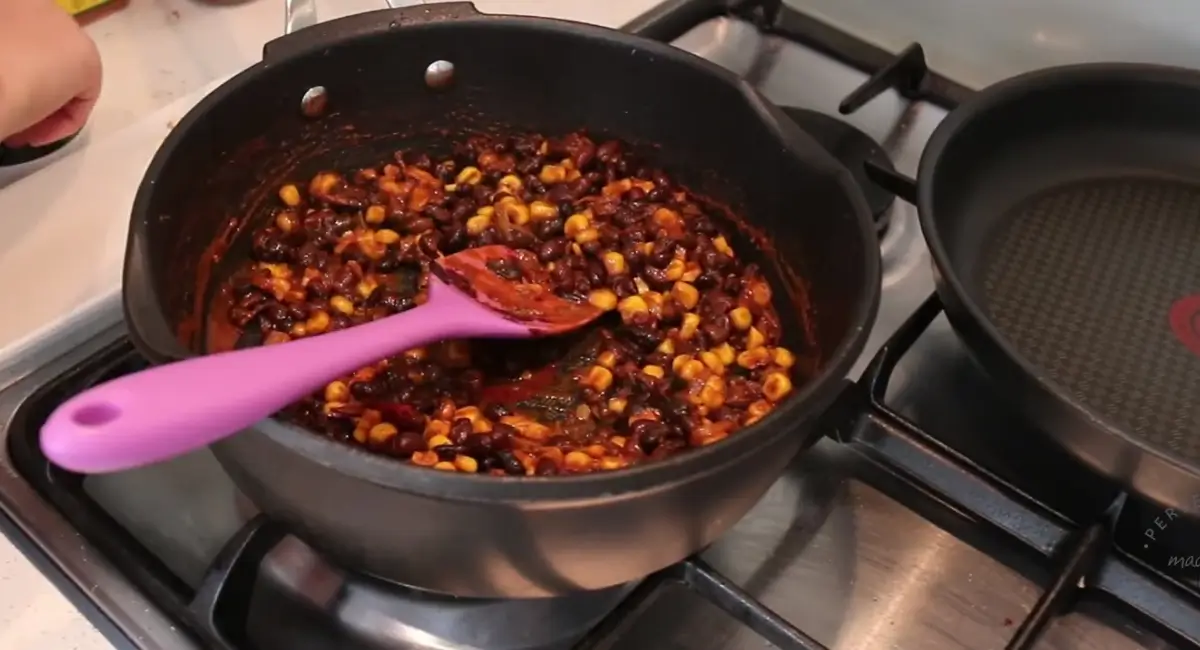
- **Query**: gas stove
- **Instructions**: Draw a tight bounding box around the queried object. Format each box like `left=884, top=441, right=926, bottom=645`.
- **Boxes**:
left=1, top=1, right=1198, bottom=649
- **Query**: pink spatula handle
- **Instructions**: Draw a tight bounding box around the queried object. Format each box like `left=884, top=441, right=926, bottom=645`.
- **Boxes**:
left=41, top=278, right=530, bottom=474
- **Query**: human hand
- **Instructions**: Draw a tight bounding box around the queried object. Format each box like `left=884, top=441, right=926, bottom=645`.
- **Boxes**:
left=0, top=0, right=102, bottom=148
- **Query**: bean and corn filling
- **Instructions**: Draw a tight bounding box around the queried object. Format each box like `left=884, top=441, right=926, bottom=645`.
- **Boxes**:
left=226, top=132, right=796, bottom=476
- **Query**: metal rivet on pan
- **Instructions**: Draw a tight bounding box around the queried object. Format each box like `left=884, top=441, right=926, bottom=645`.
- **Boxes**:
left=301, top=86, right=328, bottom=118
left=424, top=60, right=455, bottom=89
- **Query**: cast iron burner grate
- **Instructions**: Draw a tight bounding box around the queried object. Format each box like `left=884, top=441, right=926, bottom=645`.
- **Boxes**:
left=7, top=2, right=1200, bottom=650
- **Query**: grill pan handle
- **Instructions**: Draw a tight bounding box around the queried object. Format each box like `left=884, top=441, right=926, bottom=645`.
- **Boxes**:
left=270, top=0, right=483, bottom=62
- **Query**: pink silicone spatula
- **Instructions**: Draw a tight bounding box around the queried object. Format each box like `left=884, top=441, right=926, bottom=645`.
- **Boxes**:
left=40, top=245, right=604, bottom=474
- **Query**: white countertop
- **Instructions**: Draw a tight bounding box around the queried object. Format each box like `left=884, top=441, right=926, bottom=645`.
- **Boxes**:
left=0, top=1, right=659, bottom=647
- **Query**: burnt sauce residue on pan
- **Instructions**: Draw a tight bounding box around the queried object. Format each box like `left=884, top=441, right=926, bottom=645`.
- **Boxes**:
left=188, top=126, right=815, bottom=477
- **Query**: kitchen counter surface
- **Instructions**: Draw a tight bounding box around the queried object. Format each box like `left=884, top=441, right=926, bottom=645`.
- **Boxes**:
left=0, top=1, right=659, bottom=647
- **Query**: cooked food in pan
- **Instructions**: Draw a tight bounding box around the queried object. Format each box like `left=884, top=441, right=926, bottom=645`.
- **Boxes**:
left=225, top=132, right=796, bottom=475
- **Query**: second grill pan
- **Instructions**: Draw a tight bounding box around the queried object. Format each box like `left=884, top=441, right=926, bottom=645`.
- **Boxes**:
left=917, top=64, right=1200, bottom=510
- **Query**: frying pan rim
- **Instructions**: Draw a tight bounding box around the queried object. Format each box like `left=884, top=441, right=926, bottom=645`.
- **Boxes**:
left=916, top=61, right=1200, bottom=484
left=125, top=11, right=881, bottom=502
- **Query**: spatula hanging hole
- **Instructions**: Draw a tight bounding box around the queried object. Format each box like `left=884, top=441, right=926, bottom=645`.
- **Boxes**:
left=425, top=60, right=455, bottom=89
left=72, top=402, right=121, bottom=427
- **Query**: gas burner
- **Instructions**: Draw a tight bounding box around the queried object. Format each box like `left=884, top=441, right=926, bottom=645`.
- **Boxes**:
left=781, top=107, right=896, bottom=232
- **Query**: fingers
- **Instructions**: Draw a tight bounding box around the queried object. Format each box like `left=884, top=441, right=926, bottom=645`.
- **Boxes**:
left=3, top=95, right=98, bottom=147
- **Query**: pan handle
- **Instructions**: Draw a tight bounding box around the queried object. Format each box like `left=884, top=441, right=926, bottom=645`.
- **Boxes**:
left=269, top=0, right=483, bottom=62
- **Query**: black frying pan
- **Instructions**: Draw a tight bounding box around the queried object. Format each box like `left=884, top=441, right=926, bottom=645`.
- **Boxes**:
left=119, top=1, right=879, bottom=598
left=916, top=64, right=1200, bottom=510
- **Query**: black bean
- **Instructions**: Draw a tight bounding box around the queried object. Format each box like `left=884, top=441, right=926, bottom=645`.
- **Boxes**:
left=393, top=432, right=425, bottom=456
left=497, top=450, right=525, bottom=475
left=450, top=418, right=474, bottom=444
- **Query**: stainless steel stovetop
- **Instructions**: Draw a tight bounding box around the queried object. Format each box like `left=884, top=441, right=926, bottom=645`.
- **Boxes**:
left=0, top=2, right=1194, bottom=649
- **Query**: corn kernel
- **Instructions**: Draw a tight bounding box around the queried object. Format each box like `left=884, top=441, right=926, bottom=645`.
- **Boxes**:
left=597, top=350, right=619, bottom=369
left=563, top=212, right=591, bottom=238
left=602, top=178, right=632, bottom=197
left=656, top=338, right=675, bottom=355
left=588, top=288, right=618, bottom=311
left=679, top=359, right=706, bottom=381
left=699, top=350, right=725, bottom=375
left=375, top=228, right=401, bottom=244
left=564, top=451, right=593, bottom=470
left=311, top=172, right=340, bottom=195
left=529, top=200, right=558, bottom=221
left=763, top=372, right=793, bottom=402
left=772, top=347, right=796, bottom=368
left=442, top=183, right=458, bottom=193
left=477, top=205, right=495, bottom=218
left=498, top=174, right=523, bottom=194
left=365, top=205, right=386, bottom=225
left=671, top=282, right=699, bottom=309
left=428, top=434, right=453, bottom=449
left=360, top=408, right=383, bottom=426
left=433, top=461, right=457, bottom=471
left=581, top=365, right=614, bottom=392
left=466, top=214, right=493, bottom=236
left=737, top=347, right=772, bottom=369
left=607, top=397, right=627, bottom=414
left=746, top=326, right=766, bottom=350
left=496, top=196, right=531, bottom=226
left=714, top=343, right=736, bottom=365
left=424, top=419, right=450, bottom=440
left=288, top=323, right=308, bottom=338
left=411, top=451, right=438, bottom=466
left=652, top=207, right=681, bottom=229
left=454, top=406, right=484, bottom=423
left=455, top=166, right=482, bottom=185
left=275, top=211, right=298, bottom=233
left=264, top=331, right=292, bottom=345
left=500, top=415, right=552, bottom=441
left=681, top=261, right=702, bottom=283
left=713, top=236, right=734, bottom=256
left=353, top=424, right=368, bottom=444
left=306, top=310, right=331, bottom=334
left=574, top=227, right=600, bottom=245
left=699, top=375, right=726, bottom=409
left=540, top=164, right=567, bottom=184
left=599, top=457, right=624, bottom=471
left=680, top=312, right=701, bottom=340
left=672, top=354, right=693, bottom=373
left=745, top=400, right=773, bottom=426
left=749, top=281, right=772, bottom=307
left=642, top=291, right=664, bottom=312
left=729, top=307, right=753, bottom=331
left=662, top=259, right=684, bottom=282
left=454, top=455, right=479, bottom=473
left=618, top=295, right=650, bottom=321
left=356, top=278, right=379, bottom=300
left=324, top=381, right=350, bottom=403
left=602, top=251, right=627, bottom=276
left=643, top=365, right=665, bottom=379
left=278, top=184, right=301, bottom=207
left=368, top=422, right=398, bottom=445
left=330, top=295, right=355, bottom=316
